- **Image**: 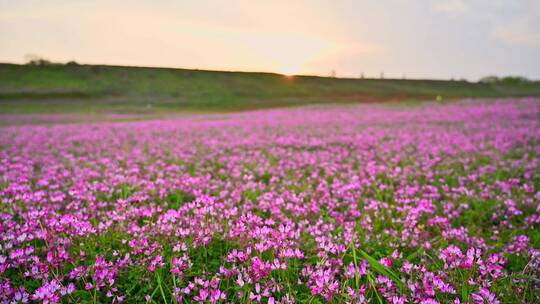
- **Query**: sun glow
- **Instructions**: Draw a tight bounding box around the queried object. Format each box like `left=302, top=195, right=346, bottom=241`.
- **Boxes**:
left=278, top=66, right=301, bottom=77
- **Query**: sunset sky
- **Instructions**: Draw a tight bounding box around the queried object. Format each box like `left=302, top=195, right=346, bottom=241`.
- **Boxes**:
left=1, top=0, right=539, bottom=80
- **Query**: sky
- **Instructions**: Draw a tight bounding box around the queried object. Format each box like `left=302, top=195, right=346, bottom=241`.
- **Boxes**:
left=1, top=0, right=539, bottom=80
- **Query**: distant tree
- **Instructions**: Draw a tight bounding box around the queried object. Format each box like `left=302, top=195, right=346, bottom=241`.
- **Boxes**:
left=24, top=54, right=53, bottom=66
left=380, top=72, right=384, bottom=79
left=330, top=70, right=336, bottom=78
left=500, top=76, right=529, bottom=84
left=478, top=75, right=500, bottom=84
left=66, top=60, right=79, bottom=66
left=479, top=75, right=529, bottom=84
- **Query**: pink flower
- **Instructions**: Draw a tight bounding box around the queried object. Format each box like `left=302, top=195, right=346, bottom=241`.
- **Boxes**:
left=148, top=255, right=164, bottom=272
left=194, top=288, right=209, bottom=301
left=249, top=257, right=272, bottom=280
left=472, top=288, right=499, bottom=304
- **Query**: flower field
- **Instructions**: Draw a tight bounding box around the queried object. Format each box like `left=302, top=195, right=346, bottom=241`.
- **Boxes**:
left=1, top=99, right=539, bottom=303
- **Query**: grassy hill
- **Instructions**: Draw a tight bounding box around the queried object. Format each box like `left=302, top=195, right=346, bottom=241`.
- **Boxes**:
left=1, top=63, right=540, bottom=113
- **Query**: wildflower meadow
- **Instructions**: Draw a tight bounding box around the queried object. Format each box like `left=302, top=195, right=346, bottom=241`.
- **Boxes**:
left=1, top=99, right=539, bottom=303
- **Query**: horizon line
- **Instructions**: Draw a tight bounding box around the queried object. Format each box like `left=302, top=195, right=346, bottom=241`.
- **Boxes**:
left=4, top=60, right=535, bottom=83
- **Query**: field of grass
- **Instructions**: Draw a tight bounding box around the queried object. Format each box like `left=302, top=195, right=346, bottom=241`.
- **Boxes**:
left=0, top=99, right=539, bottom=303
left=1, top=63, right=540, bottom=114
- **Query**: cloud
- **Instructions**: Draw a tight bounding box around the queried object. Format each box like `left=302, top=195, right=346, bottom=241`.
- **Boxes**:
left=493, top=23, right=540, bottom=46
left=432, top=0, right=468, bottom=16
left=490, top=2, right=540, bottom=46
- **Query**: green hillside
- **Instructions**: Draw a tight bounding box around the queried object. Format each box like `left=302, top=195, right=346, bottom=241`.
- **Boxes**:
left=1, top=63, right=539, bottom=113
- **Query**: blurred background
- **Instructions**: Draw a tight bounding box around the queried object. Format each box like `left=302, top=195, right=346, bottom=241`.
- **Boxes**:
left=1, top=0, right=539, bottom=117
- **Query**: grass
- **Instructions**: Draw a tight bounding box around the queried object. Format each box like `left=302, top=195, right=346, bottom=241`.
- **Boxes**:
left=1, top=63, right=540, bottom=114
